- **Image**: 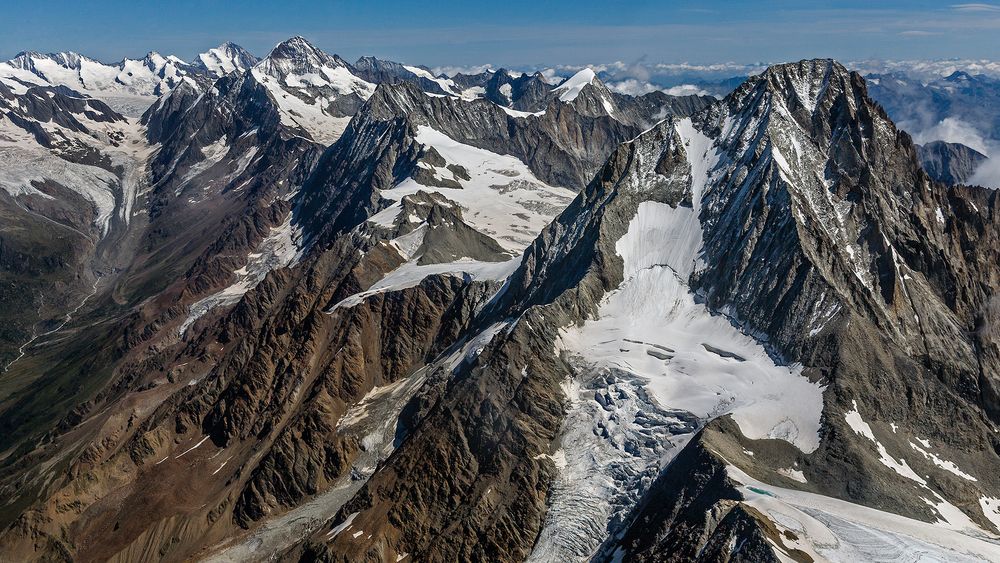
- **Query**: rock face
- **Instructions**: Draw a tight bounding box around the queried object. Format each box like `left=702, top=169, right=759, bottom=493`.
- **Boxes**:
left=917, top=140, right=988, bottom=185
left=513, top=58, right=1000, bottom=561
left=3, top=48, right=999, bottom=563
left=0, top=36, right=718, bottom=562
left=296, top=59, right=1000, bottom=561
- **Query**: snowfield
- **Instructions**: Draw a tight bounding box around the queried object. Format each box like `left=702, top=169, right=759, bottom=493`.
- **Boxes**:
left=180, top=211, right=305, bottom=336
left=538, top=118, right=825, bottom=560
left=728, top=465, right=1000, bottom=562
left=561, top=118, right=824, bottom=453
left=197, top=44, right=255, bottom=77
left=335, top=125, right=575, bottom=312
left=374, top=126, right=576, bottom=253
left=251, top=68, right=357, bottom=145
left=0, top=111, right=151, bottom=236
left=0, top=51, right=189, bottom=116
left=554, top=68, right=597, bottom=102
left=250, top=51, right=375, bottom=146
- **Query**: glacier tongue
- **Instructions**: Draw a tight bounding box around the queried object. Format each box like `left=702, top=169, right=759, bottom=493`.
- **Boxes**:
left=562, top=117, right=824, bottom=453
left=527, top=369, right=699, bottom=562
left=538, top=117, right=826, bottom=561
left=560, top=259, right=824, bottom=452
left=0, top=145, right=118, bottom=233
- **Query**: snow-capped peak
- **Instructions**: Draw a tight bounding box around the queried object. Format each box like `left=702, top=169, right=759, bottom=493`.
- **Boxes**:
left=256, top=36, right=348, bottom=77
left=9, top=51, right=92, bottom=72
left=554, top=68, right=597, bottom=101
left=756, top=58, right=845, bottom=113
left=273, top=35, right=317, bottom=54
left=196, top=42, right=258, bottom=77
left=249, top=36, right=375, bottom=145
left=144, top=51, right=165, bottom=63
left=252, top=35, right=372, bottom=95
left=0, top=48, right=196, bottom=115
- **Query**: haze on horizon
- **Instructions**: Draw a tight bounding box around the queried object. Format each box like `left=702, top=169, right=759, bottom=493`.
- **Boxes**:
left=3, top=0, right=1000, bottom=68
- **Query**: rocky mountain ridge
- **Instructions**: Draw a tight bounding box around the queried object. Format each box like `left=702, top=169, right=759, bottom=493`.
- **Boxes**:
left=295, top=58, right=1000, bottom=562
left=0, top=44, right=998, bottom=563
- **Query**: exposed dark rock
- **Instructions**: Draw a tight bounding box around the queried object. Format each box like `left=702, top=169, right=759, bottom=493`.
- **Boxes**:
left=917, top=140, right=988, bottom=185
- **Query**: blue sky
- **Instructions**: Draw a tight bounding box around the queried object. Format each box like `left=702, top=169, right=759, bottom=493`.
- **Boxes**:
left=3, top=1, right=1000, bottom=66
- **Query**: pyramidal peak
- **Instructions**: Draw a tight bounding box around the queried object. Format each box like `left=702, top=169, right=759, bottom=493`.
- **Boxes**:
left=258, top=35, right=345, bottom=74
left=553, top=67, right=598, bottom=101
left=744, top=58, right=857, bottom=115
left=196, top=41, right=258, bottom=77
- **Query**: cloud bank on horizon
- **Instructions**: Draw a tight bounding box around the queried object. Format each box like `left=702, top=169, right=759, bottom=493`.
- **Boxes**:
left=3, top=0, right=1000, bottom=67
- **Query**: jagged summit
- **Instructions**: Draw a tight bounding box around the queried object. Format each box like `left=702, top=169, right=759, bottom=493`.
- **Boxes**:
left=256, top=35, right=349, bottom=76
left=270, top=35, right=319, bottom=53
left=0, top=48, right=198, bottom=113
left=356, top=79, right=426, bottom=119
left=350, top=56, right=456, bottom=96
left=730, top=58, right=857, bottom=115
left=196, top=41, right=257, bottom=77
left=9, top=50, right=90, bottom=68
left=353, top=55, right=407, bottom=74
left=9, top=50, right=45, bottom=61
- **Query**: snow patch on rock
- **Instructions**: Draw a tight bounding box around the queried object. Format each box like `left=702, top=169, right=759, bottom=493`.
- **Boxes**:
left=383, top=125, right=575, bottom=253
left=554, top=68, right=596, bottom=102
left=909, top=441, right=978, bottom=482
left=328, top=256, right=521, bottom=312
left=180, top=211, right=305, bottom=336
left=845, top=401, right=927, bottom=485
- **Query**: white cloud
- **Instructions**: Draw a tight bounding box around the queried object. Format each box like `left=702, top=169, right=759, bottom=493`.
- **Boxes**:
left=950, top=3, right=1000, bottom=12
left=649, top=62, right=768, bottom=75
left=970, top=158, right=1000, bottom=188
left=910, top=117, right=991, bottom=155
left=538, top=68, right=566, bottom=84
left=608, top=79, right=660, bottom=96
left=898, top=30, right=944, bottom=37
left=609, top=79, right=711, bottom=98
left=663, top=84, right=712, bottom=97
left=908, top=117, right=999, bottom=189
left=848, top=59, right=1000, bottom=80
left=431, top=64, right=494, bottom=77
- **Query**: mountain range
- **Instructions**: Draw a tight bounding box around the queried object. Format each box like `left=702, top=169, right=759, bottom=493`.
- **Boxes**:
left=0, top=37, right=999, bottom=562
